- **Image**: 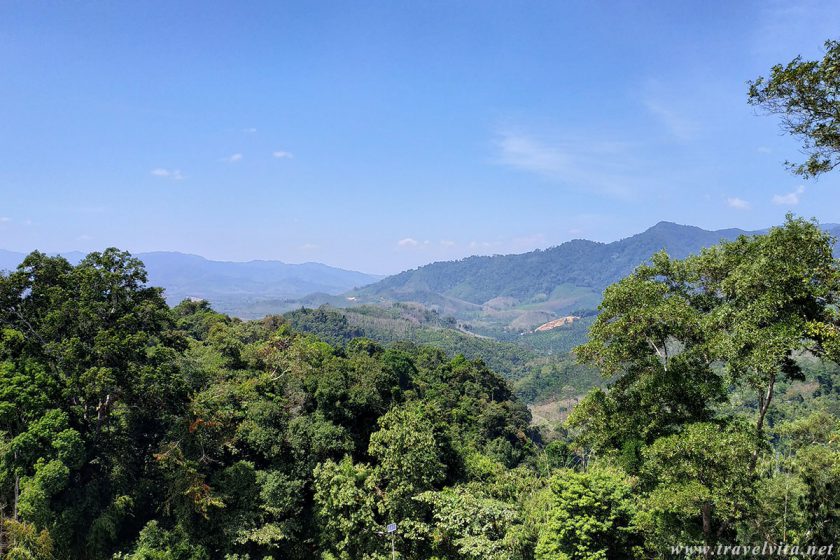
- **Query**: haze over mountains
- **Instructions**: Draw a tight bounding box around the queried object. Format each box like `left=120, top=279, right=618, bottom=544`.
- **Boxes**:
left=352, top=221, right=755, bottom=307
left=3, top=221, right=839, bottom=321
left=307, top=221, right=840, bottom=333
left=0, top=249, right=380, bottom=316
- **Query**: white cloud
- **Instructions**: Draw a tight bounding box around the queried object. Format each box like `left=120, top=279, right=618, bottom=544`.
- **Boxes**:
left=0, top=217, right=10, bottom=223
left=222, top=153, right=243, bottom=163
left=397, top=238, right=419, bottom=247
left=440, top=240, right=456, bottom=247
left=496, top=131, right=635, bottom=197
left=151, top=168, right=185, bottom=180
left=300, top=243, right=319, bottom=251
left=757, top=146, right=772, bottom=154
left=644, top=98, right=699, bottom=141
left=772, top=185, right=805, bottom=206
left=243, top=127, right=257, bottom=133
left=727, top=197, right=751, bottom=210
left=272, top=150, right=294, bottom=159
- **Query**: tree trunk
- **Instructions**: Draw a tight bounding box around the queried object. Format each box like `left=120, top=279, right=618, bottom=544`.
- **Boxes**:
left=749, top=373, right=776, bottom=473
left=13, top=474, right=19, bottom=521
left=95, top=393, right=112, bottom=436
left=702, top=502, right=713, bottom=559
left=0, top=508, right=5, bottom=556
left=13, top=449, right=19, bottom=522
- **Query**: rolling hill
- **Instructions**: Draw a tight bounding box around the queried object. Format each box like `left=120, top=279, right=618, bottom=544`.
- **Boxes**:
left=0, top=250, right=381, bottom=316
left=346, top=221, right=840, bottom=333
left=5, top=221, right=837, bottom=322
left=283, top=303, right=602, bottom=406
left=352, top=222, right=750, bottom=304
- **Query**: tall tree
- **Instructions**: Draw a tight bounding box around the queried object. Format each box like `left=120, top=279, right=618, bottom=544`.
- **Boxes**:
left=574, top=217, right=839, bottom=472
left=535, top=465, right=640, bottom=560
left=748, top=39, right=840, bottom=178
left=0, top=250, right=188, bottom=558
left=692, top=217, right=839, bottom=468
left=571, top=249, right=725, bottom=464
left=637, top=422, right=755, bottom=553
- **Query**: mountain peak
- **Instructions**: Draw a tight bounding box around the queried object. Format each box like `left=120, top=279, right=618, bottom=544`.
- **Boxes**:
left=646, top=221, right=700, bottom=233
left=353, top=222, right=759, bottom=314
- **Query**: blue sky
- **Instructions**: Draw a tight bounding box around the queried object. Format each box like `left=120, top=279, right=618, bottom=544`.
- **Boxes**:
left=1, top=1, right=839, bottom=274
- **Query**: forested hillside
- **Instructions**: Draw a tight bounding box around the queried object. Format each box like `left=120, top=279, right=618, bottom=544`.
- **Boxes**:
left=0, top=250, right=543, bottom=558
left=6, top=0, right=840, bottom=556
left=352, top=221, right=753, bottom=304
left=283, top=304, right=601, bottom=406
left=1, top=218, right=838, bottom=559
left=347, top=222, right=840, bottom=335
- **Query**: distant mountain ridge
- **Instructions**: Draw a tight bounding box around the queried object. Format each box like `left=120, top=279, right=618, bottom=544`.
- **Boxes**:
left=346, top=221, right=840, bottom=331
left=352, top=221, right=752, bottom=304
left=4, top=221, right=838, bottom=321
left=0, top=249, right=381, bottom=316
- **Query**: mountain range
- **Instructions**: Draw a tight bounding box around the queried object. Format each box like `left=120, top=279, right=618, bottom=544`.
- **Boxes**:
left=0, top=249, right=381, bottom=316
left=340, top=221, right=840, bottom=333
left=4, top=221, right=838, bottom=322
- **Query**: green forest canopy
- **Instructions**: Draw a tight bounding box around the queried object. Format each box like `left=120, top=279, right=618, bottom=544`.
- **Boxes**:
left=0, top=217, right=838, bottom=559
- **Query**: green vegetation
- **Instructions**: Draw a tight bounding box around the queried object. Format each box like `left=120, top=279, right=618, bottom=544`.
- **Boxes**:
left=749, top=39, right=840, bottom=179
left=1, top=216, right=838, bottom=558
left=0, top=251, right=544, bottom=558
left=571, top=216, right=840, bottom=553
left=283, top=304, right=602, bottom=406
left=4, top=28, right=840, bottom=560
left=347, top=222, right=757, bottom=332
left=285, top=304, right=538, bottom=377
left=516, top=317, right=596, bottom=355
